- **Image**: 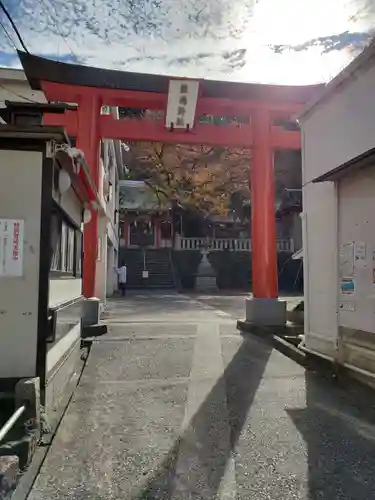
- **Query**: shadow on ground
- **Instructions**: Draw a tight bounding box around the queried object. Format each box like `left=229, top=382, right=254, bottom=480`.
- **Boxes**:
left=288, top=371, right=375, bottom=500
left=133, top=342, right=375, bottom=499
left=134, top=336, right=273, bottom=499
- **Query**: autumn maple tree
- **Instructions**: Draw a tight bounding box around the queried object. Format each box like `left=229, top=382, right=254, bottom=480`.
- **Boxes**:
left=120, top=108, right=302, bottom=218
left=124, top=141, right=251, bottom=216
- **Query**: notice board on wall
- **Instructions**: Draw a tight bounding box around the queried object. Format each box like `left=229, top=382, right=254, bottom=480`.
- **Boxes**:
left=0, top=219, right=24, bottom=277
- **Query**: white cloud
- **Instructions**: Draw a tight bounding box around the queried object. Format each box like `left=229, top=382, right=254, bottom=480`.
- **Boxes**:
left=0, top=0, right=374, bottom=84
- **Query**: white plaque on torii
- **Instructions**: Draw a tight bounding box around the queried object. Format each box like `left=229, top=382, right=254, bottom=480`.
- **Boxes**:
left=165, top=79, right=200, bottom=130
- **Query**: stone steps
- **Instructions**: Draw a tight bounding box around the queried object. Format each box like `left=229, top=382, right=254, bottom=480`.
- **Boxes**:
left=120, top=248, right=176, bottom=289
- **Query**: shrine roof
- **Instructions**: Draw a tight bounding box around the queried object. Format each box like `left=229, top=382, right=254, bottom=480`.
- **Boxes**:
left=18, top=51, right=323, bottom=104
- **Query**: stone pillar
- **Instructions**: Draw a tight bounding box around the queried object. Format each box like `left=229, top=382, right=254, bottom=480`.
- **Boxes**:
left=82, top=297, right=101, bottom=326
left=15, top=378, right=41, bottom=436
left=195, top=250, right=218, bottom=293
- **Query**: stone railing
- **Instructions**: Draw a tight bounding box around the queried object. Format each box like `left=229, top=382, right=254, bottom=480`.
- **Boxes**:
left=176, top=237, right=294, bottom=252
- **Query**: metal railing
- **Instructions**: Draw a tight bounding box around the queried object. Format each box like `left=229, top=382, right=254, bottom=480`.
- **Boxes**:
left=119, top=236, right=295, bottom=253
left=176, top=237, right=251, bottom=251
left=0, top=405, right=25, bottom=442
left=175, top=237, right=294, bottom=252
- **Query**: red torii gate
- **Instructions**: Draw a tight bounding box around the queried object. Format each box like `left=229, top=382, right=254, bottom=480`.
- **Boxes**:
left=19, top=51, right=322, bottom=318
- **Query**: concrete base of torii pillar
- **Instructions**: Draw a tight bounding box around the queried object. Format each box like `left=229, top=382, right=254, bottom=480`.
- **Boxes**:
left=244, top=297, right=287, bottom=326
left=237, top=297, right=294, bottom=337
left=237, top=296, right=307, bottom=347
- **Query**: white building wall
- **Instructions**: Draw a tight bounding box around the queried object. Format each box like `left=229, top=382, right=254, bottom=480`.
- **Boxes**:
left=49, top=277, right=82, bottom=309
left=95, top=214, right=108, bottom=304
left=0, top=150, right=42, bottom=378
left=106, top=240, right=116, bottom=296
left=107, top=140, right=119, bottom=295
left=98, top=106, right=122, bottom=299
left=302, top=60, right=375, bottom=184
left=337, top=170, right=375, bottom=333
left=301, top=179, right=338, bottom=357
left=300, top=44, right=375, bottom=371
left=95, top=134, right=121, bottom=300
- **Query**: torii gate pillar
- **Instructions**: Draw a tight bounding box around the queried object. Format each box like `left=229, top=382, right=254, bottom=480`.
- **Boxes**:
left=77, top=95, right=101, bottom=298
left=245, top=109, right=287, bottom=327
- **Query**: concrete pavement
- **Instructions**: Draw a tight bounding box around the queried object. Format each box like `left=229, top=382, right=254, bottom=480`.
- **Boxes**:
left=27, top=292, right=375, bottom=499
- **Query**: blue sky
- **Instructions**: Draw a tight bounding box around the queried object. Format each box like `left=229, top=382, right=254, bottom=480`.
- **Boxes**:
left=0, top=0, right=374, bottom=84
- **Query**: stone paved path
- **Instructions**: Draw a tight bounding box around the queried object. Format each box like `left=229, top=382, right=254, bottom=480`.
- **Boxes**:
left=28, top=292, right=375, bottom=499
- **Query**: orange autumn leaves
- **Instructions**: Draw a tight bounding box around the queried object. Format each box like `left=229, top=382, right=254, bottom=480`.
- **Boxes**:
left=126, top=142, right=251, bottom=216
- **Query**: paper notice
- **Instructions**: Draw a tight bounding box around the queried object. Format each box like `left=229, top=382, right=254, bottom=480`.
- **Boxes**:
left=354, top=241, right=366, bottom=269
left=340, top=242, right=354, bottom=277
left=0, top=219, right=24, bottom=277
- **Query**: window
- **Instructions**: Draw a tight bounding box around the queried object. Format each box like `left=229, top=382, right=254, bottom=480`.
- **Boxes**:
left=60, top=222, right=68, bottom=271
left=50, top=212, right=61, bottom=271
left=100, top=140, right=105, bottom=162
left=105, top=180, right=113, bottom=204
left=75, top=231, right=82, bottom=276
left=50, top=208, right=83, bottom=277
left=66, top=224, right=75, bottom=273
left=272, top=117, right=300, bottom=131
left=108, top=181, right=113, bottom=202
left=119, top=219, right=125, bottom=238
left=97, top=237, right=102, bottom=261
left=108, top=145, right=114, bottom=170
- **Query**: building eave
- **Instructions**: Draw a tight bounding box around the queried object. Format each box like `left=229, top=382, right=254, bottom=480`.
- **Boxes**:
left=297, top=37, right=375, bottom=123
left=0, top=67, right=27, bottom=82
left=312, top=146, right=375, bottom=183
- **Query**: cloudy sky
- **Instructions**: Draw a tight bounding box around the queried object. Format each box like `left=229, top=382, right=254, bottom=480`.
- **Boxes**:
left=0, top=0, right=374, bottom=84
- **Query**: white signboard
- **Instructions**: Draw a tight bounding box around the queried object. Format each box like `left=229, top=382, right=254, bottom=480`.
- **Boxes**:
left=0, top=219, right=24, bottom=277
left=101, top=106, right=110, bottom=115
left=165, top=79, right=200, bottom=130
left=339, top=301, right=356, bottom=312
left=142, top=270, right=149, bottom=279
